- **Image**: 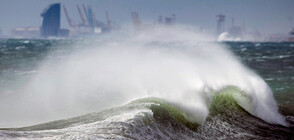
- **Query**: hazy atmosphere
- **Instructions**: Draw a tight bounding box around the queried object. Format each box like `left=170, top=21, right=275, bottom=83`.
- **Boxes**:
left=0, top=0, right=294, bottom=35
left=0, top=0, right=294, bottom=139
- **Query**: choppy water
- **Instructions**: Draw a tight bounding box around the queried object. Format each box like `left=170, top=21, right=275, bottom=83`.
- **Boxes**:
left=0, top=29, right=294, bottom=139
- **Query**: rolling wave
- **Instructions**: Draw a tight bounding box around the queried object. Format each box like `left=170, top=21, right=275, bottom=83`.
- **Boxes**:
left=1, top=87, right=293, bottom=139
left=0, top=26, right=293, bottom=139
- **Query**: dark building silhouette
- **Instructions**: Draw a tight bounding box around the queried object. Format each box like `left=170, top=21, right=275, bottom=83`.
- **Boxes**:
left=41, top=3, right=69, bottom=38
left=216, top=15, right=225, bottom=35
left=41, top=3, right=61, bottom=37
left=165, top=17, right=172, bottom=25
left=158, top=16, right=163, bottom=24
left=157, top=15, right=176, bottom=25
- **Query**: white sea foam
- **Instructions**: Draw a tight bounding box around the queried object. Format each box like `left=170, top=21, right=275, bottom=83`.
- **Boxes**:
left=0, top=25, right=287, bottom=127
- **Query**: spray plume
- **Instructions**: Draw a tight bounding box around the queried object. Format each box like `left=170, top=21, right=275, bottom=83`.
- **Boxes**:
left=0, top=26, right=287, bottom=127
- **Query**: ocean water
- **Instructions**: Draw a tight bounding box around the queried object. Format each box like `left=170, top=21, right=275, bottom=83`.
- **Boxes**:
left=0, top=28, right=293, bottom=139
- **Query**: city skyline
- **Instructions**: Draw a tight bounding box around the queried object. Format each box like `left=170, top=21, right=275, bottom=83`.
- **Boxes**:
left=0, top=0, right=294, bottom=36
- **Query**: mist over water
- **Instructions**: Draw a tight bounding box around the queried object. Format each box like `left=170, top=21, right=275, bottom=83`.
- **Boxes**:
left=0, top=26, right=287, bottom=128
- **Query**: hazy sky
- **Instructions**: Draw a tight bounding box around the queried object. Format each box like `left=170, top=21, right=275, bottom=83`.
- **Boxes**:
left=0, top=0, right=293, bottom=35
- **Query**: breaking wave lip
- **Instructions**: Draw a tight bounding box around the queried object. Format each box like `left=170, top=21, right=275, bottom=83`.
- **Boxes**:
left=0, top=88, right=292, bottom=139
left=0, top=89, right=269, bottom=131
left=0, top=26, right=287, bottom=129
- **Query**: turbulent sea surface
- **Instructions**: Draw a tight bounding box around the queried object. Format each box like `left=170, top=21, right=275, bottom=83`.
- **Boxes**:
left=0, top=29, right=294, bottom=139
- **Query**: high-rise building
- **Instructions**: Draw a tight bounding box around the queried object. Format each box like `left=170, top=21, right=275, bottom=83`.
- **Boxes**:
left=41, top=3, right=61, bottom=37
left=216, top=15, right=225, bottom=35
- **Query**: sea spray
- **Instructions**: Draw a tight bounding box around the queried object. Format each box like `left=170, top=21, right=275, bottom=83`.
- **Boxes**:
left=0, top=26, right=287, bottom=127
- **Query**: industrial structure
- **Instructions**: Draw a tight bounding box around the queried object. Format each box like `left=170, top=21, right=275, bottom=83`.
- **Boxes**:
left=157, top=14, right=176, bottom=25
left=9, top=3, right=116, bottom=38
left=130, top=11, right=178, bottom=30
left=130, top=12, right=177, bottom=30
left=10, top=3, right=68, bottom=38
left=62, top=4, right=112, bottom=36
left=216, top=15, right=244, bottom=40
left=216, top=15, right=225, bottom=35
left=11, top=27, right=40, bottom=38
left=291, top=28, right=294, bottom=35
left=283, top=28, right=294, bottom=42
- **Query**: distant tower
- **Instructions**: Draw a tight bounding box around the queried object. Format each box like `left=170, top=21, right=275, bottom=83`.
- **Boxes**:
left=242, top=20, right=246, bottom=33
left=158, top=15, right=163, bottom=24
left=131, top=11, right=141, bottom=30
left=172, top=14, right=176, bottom=24
left=41, top=3, right=61, bottom=37
left=290, top=28, right=294, bottom=35
left=231, top=17, right=234, bottom=27
left=164, top=17, right=172, bottom=25
left=216, top=15, right=225, bottom=35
